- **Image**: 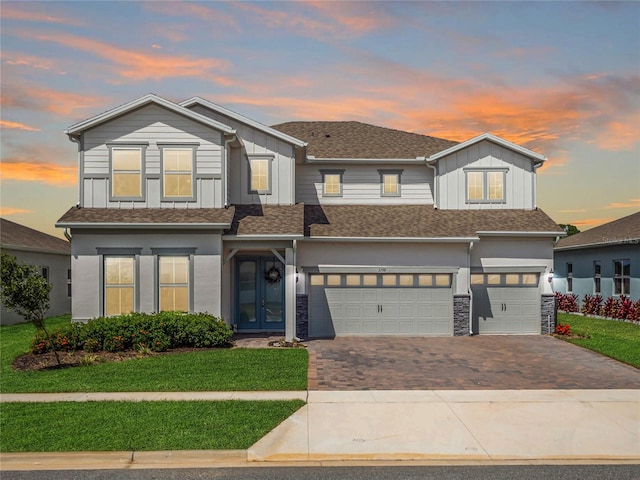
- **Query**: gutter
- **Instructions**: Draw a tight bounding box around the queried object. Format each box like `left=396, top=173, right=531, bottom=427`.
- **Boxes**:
left=67, top=135, right=82, bottom=208
left=426, top=161, right=438, bottom=209
left=307, top=236, right=480, bottom=243
left=477, top=231, right=567, bottom=237
left=55, top=222, right=232, bottom=230
left=468, top=240, right=474, bottom=336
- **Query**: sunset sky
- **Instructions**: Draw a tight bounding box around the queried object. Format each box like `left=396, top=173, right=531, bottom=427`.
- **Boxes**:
left=1, top=1, right=639, bottom=239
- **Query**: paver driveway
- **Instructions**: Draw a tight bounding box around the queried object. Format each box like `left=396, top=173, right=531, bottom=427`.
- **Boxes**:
left=305, top=335, right=640, bottom=390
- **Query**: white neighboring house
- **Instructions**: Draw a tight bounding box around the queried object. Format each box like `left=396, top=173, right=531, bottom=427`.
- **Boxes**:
left=1, top=218, right=71, bottom=325
left=56, top=94, right=564, bottom=340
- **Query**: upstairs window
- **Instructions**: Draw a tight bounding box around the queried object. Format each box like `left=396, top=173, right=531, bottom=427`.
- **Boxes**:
left=614, top=259, right=630, bottom=295
left=162, top=147, right=194, bottom=199
left=249, top=157, right=271, bottom=194
left=465, top=169, right=506, bottom=203
left=111, top=147, right=143, bottom=199
left=379, top=170, right=402, bottom=197
left=593, top=261, right=601, bottom=294
left=321, top=169, right=344, bottom=197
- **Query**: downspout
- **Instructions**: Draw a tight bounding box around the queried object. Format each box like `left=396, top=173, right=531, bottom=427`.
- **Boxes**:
left=468, top=241, right=474, bottom=336
left=223, top=136, right=233, bottom=208
left=293, top=238, right=299, bottom=341
left=532, top=161, right=543, bottom=209
left=63, top=228, right=72, bottom=242
left=426, top=161, right=438, bottom=209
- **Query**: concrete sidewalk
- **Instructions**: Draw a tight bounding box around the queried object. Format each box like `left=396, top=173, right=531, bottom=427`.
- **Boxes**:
left=249, top=389, right=640, bottom=462
left=1, top=389, right=638, bottom=470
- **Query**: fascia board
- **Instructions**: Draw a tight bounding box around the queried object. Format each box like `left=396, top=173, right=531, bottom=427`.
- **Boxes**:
left=55, top=222, right=231, bottom=230
left=554, top=239, right=640, bottom=251
left=180, top=97, right=307, bottom=148
left=306, top=157, right=424, bottom=164
left=65, top=94, right=236, bottom=136
left=307, top=236, right=479, bottom=243
left=1, top=243, right=70, bottom=256
left=427, top=133, right=547, bottom=163
left=222, top=235, right=304, bottom=240
left=477, top=231, right=566, bottom=237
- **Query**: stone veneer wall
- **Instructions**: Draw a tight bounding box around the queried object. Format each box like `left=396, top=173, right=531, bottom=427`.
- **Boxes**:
left=453, top=294, right=470, bottom=336
left=296, top=294, right=308, bottom=339
left=540, top=294, right=557, bottom=334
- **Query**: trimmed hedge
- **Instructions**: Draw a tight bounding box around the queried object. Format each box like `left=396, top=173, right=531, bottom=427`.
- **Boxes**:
left=31, top=312, right=233, bottom=354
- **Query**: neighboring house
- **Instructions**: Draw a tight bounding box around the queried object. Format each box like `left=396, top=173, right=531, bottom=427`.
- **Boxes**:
left=56, top=94, right=564, bottom=340
left=1, top=218, right=71, bottom=325
left=553, top=212, right=640, bottom=302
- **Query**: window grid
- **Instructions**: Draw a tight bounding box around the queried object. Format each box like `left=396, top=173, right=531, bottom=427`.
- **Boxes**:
left=308, top=273, right=452, bottom=288
left=104, top=256, right=135, bottom=316
left=163, top=148, right=193, bottom=198
left=466, top=170, right=506, bottom=203
left=614, top=259, right=630, bottom=295
left=594, top=260, right=601, bottom=294
left=159, top=256, right=190, bottom=313
left=250, top=158, right=270, bottom=192
left=111, top=148, right=142, bottom=198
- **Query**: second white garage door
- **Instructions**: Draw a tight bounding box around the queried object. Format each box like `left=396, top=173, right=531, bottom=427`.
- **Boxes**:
left=308, top=273, right=453, bottom=337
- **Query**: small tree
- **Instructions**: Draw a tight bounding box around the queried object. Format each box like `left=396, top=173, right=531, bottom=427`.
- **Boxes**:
left=559, top=224, right=580, bottom=236
left=1, top=252, right=60, bottom=365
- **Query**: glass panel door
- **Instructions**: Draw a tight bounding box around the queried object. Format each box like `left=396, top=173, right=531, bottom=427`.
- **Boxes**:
left=263, top=258, right=284, bottom=324
left=237, top=260, right=257, bottom=327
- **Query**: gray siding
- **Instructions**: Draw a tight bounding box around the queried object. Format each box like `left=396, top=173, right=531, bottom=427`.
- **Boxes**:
left=69, top=229, right=223, bottom=321
left=553, top=243, right=640, bottom=302
left=296, top=164, right=434, bottom=205
left=189, top=105, right=296, bottom=205
left=0, top=249, right=71, bottom=325
left=436, top=140, right=535, bottom=210
left=81, top=104, right=225, bottom=209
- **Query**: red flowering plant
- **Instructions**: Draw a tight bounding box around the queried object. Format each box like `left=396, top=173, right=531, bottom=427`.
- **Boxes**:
left=554, top=323, right=572, bottom=336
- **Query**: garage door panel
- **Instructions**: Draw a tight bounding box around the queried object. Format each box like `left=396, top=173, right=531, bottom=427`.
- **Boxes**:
left=472, top=283, right=540, bottom=335
left=309, top=275, right=453, bottom=337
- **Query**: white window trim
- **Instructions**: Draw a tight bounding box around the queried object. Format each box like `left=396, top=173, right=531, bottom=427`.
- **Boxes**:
left=103, top=255, right=137, bottom=317
left=158, top=255, right=192, bottom=313
left=613, top=259, right=630, bottom=295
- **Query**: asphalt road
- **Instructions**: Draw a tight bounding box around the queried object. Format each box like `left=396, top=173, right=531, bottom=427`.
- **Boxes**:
left=2, top=464, right=639, bottom=480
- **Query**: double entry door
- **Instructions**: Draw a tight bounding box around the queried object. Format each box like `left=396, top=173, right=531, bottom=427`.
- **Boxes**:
left=235, top=256, right=285, bottom=331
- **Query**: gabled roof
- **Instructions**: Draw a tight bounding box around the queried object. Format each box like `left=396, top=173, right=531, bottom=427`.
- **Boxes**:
left=305, top=205, right=563, bottom=239
left=555, top=212, right=640, bottom=250
left=56, top=207, right=234, bottom=229
left=271, top=121, right=457, bottom=160
left=65, top=94, right=235, bottom=136
left=1, top=218, right=70, bottom=255
left=180, top=97, right=307, bottom=148
left=426, top=133, right=546, bottom=164
left=225, top=204, right=304, bottom=237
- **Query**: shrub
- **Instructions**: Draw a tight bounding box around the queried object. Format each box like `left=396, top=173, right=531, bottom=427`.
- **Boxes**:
left=30, top=312, right=233, bottom=354
left=581, top=294, right=603, bottom=316
left=554, top=323, right=572, bottom=336
left=602, top=296, right=619, bottom=318
left=555, top=292, right=579, bottom=312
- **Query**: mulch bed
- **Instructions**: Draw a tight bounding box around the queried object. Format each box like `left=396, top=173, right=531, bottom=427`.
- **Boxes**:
left=12, top=347, right=213, bottom=372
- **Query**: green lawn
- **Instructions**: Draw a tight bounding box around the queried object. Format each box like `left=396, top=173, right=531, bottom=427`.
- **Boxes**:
left=1, top=316, right=308, bottom=393
left=0, top=400, right=304, bottom=452
left=557, top=313, right=640, bottom=368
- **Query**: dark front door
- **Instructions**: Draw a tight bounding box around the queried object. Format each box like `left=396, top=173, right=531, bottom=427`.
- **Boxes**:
left=236, top=256, right=285, bottom=331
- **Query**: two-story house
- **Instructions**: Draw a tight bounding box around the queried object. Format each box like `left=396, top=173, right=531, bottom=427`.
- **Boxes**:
left=56, top=94, right=564, bottom=341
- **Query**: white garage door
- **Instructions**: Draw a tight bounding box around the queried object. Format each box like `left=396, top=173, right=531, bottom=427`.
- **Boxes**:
left=308, top=273, right=453, bottom=337
left=471, top=272, right=541, bottom=334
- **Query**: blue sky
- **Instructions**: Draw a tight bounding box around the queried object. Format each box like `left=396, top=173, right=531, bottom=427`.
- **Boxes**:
left=1, top=1, right=639, bottom=238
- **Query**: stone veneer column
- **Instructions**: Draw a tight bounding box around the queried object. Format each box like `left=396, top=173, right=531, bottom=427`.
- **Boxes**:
left=296, top=294, right=309, bottom=340
left=453, top=294, right=470, bottom=336
left=540, top=294, right=557, bottom=334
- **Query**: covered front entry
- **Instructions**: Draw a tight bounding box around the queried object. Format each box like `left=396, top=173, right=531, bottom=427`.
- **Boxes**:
left=308, top=272, right=453, bottom=337
left=471, top=272, right=541, bottom=334
left=235, top=256, right=285, bottom=331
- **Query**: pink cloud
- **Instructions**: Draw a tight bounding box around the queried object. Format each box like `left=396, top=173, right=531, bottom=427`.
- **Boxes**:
left=16, top=30, right=233, bottom=85
left=0, top=207, right=34, bottom=216
left=0, top=4, right=82, bottom=26
left=1, top=160, right=77, bottom=186
left=605, top=199, right=640, bottom=209
left=0, top=120, right=41, bottom=132
left=1, top=86, right=108, bottom=116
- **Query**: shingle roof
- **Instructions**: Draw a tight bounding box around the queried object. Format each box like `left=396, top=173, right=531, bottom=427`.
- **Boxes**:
left=271, top=121, right=457, bottom=159
left=226, top=204, right=304, bottom=236
left=305, top=205, right=563, bottom=238
left=56, top=207, right=235, bottom=226
left=1, top=218, right=70, bottom=254
left=555, top=212, right=640, bottom=250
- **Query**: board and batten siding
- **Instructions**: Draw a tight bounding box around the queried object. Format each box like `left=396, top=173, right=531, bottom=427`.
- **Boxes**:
left=435, top=140, right=535, bottom=210
left=188, top=105, right=296, bottom=205
left=295, top=164, right=434, bottom=205
left=81, top=104, right=225, bottom=209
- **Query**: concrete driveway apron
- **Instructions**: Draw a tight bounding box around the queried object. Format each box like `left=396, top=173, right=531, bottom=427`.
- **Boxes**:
left=306, top=335, right=640, bottom=390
